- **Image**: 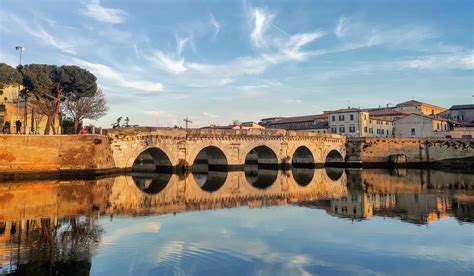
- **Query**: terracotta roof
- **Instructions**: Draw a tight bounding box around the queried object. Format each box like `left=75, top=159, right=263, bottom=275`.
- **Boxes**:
left=395, top=100, right=445, bottom=110
left=326, top=108, right=361, bottom=114
left=369, top=108, right=408, bottom=117
left=394, top=113, right=454, bottom=123
left=200, top=125, right=237, bottom=129
left=270, top=113, right=328, bottom=124
left=450, top=104, right=474, bottom=110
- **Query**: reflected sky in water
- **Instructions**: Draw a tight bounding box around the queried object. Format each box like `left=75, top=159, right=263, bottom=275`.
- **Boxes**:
left=0, top=168, right=473, bottom=275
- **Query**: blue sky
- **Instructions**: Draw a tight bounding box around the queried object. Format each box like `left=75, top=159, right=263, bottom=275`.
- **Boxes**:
left=0, top=0, right=472, bottom=128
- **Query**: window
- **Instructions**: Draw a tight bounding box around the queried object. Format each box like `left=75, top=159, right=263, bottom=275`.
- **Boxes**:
left=331, top=115, right=335, bottom=122
left=437, top=123, right=440, bottom=130
left=338, top=115, right=345, bottom=121
left=411, top=128, right=416, bottom=136
left=364, top=126, right=368, bottom=133
left=339, top=126, right=345, bottom=133
left=331, top=127, right=337, bottom=133
left=381, top=129, right=384, bottom=134
left=376, top=129, right=380, bottom=134
left=350, top=114, right=354, bottom=121
left=349, top=126, right=356, bottom=133
left=369, top=128, right=373, bottom=134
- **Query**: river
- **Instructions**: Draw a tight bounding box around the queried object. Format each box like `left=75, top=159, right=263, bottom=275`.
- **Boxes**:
left=0, top=168, right=473, bottom=275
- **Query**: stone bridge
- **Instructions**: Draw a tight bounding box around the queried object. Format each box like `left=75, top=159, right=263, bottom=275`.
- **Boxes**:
left=107, top=128, right=347, bottom=172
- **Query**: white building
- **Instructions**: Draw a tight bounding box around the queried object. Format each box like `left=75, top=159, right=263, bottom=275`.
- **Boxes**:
left=393, top=113, right=454, bottom=138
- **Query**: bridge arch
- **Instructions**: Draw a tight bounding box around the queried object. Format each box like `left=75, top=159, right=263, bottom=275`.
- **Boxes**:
left=132, top=147, right=173, bottom=173
left=325, top=149, right=345, bottom=166
left=245, top=145, right=279, bottom=169
left=192, top=146, right=228, bottom=173
left=292, top=146, right=315, bottom=168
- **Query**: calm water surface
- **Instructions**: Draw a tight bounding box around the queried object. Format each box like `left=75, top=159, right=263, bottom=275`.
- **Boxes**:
left=0, top=168, right=473, bottom=275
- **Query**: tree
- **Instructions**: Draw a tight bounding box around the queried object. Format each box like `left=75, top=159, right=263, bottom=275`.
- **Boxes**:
left=20, top=64, right=97, bottom=134
left=0, top=63, right=21, bottom=88
left=64, top=88, right=108, bottom=133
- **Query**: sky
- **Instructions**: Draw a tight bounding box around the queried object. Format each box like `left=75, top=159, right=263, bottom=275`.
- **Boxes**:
left=0, top=0, right=473, bottom=128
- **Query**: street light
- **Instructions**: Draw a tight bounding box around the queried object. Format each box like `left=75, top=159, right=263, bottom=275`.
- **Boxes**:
left=15, top=46, right=26, bottom=134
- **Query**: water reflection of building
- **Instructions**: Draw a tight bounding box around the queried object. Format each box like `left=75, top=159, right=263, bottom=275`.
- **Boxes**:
left=303, top=169, right=474, bottom=224
left=330, top=191, right=374, bottom=220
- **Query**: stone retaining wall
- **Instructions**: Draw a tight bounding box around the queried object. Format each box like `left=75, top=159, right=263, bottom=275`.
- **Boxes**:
left=346, top=137, right=474, bottom=166
left=0, top=135, right=115, bottom=176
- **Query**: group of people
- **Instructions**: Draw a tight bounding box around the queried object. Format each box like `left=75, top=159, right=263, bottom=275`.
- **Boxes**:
left=2, top=120, right=22, bottom=134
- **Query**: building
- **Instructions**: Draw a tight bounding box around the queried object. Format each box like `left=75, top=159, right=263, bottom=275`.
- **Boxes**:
left=264, top=113, right=329, bottom=133
left=259, top=117, right=284, bottom=126
left=440, top=104, right=474, bottom=124
left=394, top=100, right=446, bottom=116
left=201, top=121, right=264, bottom=130
left=0, top=84, right=24, bottom=132
left=367, top=108, right=408, bottom=122
left=0, top=84, right=60, bottom=134
left=328, top=108, right=394, bottom=137
left=393, top=113, right=456, bottom=138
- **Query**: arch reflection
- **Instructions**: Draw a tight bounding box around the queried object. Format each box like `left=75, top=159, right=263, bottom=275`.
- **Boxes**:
left=244, top=164, right=278, bottom=190
left=193, top=171, right=228, bottom=192
left=132, top=172, right=172, bottom=195
left=325, top=167, right=344, bottom=181
left=292, top=167, right=315, bottom=187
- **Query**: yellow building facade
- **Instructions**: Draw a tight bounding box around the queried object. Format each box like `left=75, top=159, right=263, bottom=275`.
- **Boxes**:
left=328, top=108, right=394, bottom=137
left=0, top=85, right=60, bottom=134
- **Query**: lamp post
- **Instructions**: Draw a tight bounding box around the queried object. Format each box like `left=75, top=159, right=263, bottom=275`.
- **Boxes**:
left=15, top=46, right=26, bottom=134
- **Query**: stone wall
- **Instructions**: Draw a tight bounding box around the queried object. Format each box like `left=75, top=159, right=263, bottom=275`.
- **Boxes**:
left=346, top=137, right=474, bottom=166
left=0, top=135, right=115, bottom=176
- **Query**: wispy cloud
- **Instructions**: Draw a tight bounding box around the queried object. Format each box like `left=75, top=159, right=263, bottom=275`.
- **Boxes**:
left=3, top=13, right=76, bottom=54
left=398, top=51, right=474, bottom=70
left=335, top=16, right=348, bottom=39
left=83, top=0, right=127, bottom=24
left=175, top=35, right=190, bottom=55
left=144, top=111, right=167, bottom=117
left=209, top=13, right=220, bottom=39
left=178, top=7, right=323, bottom=82
left=203, top=112, right=220, bottom=119
left=333, top=16, right=443, bottom=52
left=71, top=58, right=164, bottom=93
left=250, top=8, right=273, bottom=48
left=149, top=50, right=187, bottom=74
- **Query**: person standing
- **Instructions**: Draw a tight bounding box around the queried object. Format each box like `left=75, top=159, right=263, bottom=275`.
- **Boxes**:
left=3, top=121, right=11, bottom=134
left=15, top=120, right=22, bottom=134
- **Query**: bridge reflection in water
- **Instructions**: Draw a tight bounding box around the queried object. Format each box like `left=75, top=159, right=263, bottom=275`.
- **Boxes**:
left=0, top=169, right=473, bottom=274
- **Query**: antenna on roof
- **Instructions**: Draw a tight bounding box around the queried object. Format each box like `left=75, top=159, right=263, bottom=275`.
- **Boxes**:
left=347, top=99, right=350, bottom=108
